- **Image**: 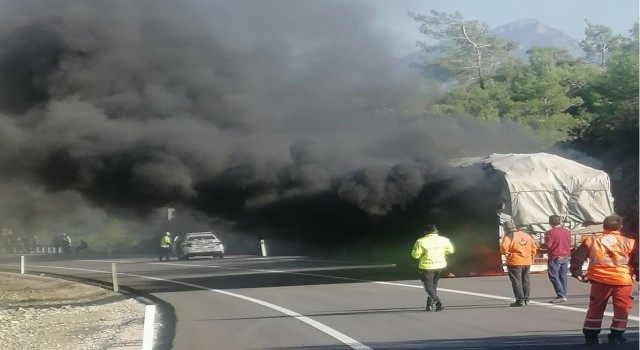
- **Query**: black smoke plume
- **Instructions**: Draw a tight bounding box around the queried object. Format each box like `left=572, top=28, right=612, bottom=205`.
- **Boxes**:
left=0, top=0, right=542, bottom=268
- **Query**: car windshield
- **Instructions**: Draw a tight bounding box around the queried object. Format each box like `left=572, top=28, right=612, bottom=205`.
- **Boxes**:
left=187, top=235, right=217, bottom=241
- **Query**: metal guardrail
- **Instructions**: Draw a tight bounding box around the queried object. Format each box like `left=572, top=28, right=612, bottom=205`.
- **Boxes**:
left=2, top=246, right=77, bottom=254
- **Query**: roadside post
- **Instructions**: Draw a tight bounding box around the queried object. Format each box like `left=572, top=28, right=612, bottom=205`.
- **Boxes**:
left=260, top=239, right=268, bottom=257
left=141, top=304, right=156, bottom=350
left=20, top=255, right=25, bottom=274
left=111, top=262, right=119, bottom=292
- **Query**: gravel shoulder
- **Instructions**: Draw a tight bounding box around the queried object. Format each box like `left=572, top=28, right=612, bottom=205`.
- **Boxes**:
left=0, top=271, right=149, bottom=350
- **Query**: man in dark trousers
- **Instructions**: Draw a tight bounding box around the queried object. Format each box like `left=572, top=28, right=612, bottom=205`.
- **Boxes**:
left=411, top=225, right=454, bottom=311
left=500, top=221, right=537, bottom=307
left=570, top=214, right=638, bottom=345
left=544, top=215, right=572, bottom=303
left=159, top=232, right=172, bottom=261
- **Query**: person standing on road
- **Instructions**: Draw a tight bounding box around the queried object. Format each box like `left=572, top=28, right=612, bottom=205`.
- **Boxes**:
left=500, top=221, right=537, bottom=307
left=173, top=234, right=183, bottom=258
left=411, top=224, right=454, bottom=312
left=159, top=232, right=172, bottom=261
left=172, top=233, right=180, bottom=257
left=570, top=214, right=638, bottom=345
left=61, top=233, right=72, bottom=254
left=1, top=228, right=11, bottom=253
left=544, top=215, right=572, bottom=303
left=52, top=235, right=61, bottom=254
left=76, top=238, right=88, bottom=254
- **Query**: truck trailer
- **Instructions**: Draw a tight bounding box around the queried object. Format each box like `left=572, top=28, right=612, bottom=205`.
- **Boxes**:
left=452, top=152, right=615, bottom=272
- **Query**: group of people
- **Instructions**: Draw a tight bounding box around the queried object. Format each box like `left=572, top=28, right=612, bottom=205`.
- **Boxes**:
left=2, top=228, right=39, bottom=254
left=53, top=232, right=73, bottom=254
left=1, top=230, right=89, bottom=254
left=411, top=214, right=638, bottom=346
left=53, top=233, right=89, bottom=254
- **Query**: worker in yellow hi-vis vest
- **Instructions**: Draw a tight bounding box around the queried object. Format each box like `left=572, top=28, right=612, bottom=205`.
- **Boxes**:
left=159, top=232, right=172, bottom=261
left=411, top=224, right=454, bottom=311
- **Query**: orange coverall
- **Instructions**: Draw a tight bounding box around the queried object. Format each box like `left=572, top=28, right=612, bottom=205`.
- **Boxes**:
left=570, top=230, right=638, bottom=338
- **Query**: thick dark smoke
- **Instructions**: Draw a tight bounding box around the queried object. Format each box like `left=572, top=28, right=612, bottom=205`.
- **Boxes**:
left=0, top=0, right=543, bottom=266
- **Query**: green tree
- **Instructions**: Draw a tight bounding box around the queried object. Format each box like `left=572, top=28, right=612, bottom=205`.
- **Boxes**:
left=411, top=10, right=517, bottom=89
left=432, top=79, right=512, bottom=122
left=569, top=24, right=639, bottom=233
left=580, top=20, right=624, bottom=68
left=580, top=20, right=623, bottom=68
left=506, top=47, right=588, bottom=139
left=431, top=47, right=592, bottom=143
left=619, top=22, right=639, bottom=53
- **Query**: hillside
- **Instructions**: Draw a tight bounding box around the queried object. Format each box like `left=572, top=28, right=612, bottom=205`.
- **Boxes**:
left=491, top=18, right=583, bottom=58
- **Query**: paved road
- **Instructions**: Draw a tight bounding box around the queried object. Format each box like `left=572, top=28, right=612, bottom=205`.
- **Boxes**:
left=1, top=253, right=638, bottom=349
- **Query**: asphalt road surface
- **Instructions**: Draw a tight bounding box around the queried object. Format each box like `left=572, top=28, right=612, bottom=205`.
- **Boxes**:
left=1, top=253, right=638, bottom=350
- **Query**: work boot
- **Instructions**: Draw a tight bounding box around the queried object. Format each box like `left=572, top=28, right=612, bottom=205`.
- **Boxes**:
left=608, top=336, right=627, bottom=345
left=584, top=337, right=601, bottom=345
left=425, top=297, right=436, bottom=311
left=583, top=329, right=601, bottom=345
left=435, top=302, right=445, bottom=312
left=425, top=301, right=436, bottom=311
left=509, top=301, right=525, bottom=307
left=608, top=330, right=627, bottom=345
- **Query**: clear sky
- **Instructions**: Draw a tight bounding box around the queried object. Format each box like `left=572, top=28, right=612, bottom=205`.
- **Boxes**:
left=369, top=0, right=639, bottom=56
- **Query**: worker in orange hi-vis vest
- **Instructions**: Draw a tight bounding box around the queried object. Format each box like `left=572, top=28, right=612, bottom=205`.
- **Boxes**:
left=570, top=214, right=639, bottom=345
left=500, top=221, right=538, bottom=307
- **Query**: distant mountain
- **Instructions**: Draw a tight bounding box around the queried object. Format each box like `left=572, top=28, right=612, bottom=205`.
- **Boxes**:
left=400, top=18, right=583, bottom=70
left=491, top=18, right=583, bottom=58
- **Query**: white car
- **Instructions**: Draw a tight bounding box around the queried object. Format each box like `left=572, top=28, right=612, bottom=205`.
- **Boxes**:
left=177, top=232, right=224, bottom=260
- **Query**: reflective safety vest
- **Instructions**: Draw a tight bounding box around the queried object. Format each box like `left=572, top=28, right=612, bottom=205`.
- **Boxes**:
left=160, top=235, right=171, bottom=248
left=500, top=230, right=537, bottom=266
left=584, top=230, right=635, bottom=286
left=411, top=234, right=454, bottom=270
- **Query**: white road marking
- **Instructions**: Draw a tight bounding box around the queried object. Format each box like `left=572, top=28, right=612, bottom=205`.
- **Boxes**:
left=292, top=276, right=640, bottom=322
left=16, top=264, right=372, bottom=350
left=77, top=259, right=138, bottom=263
left=3, top=255, right=638, bottom=349
left=154, top=260, right=640, bottom=322
left=152, top=261, right=395, bottom=272
left=69, top=257, right=640, bottom=322
left=213, top=289, right=371, bottom=350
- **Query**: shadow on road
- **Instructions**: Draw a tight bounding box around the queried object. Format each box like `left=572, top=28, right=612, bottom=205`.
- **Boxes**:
left=268, top=331, right=639, bottom=349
